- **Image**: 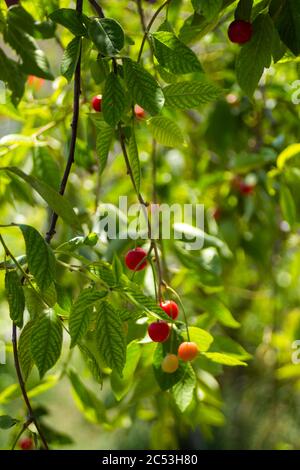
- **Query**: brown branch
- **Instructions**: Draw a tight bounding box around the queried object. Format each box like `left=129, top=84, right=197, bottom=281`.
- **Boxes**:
left=88, top=0, right=105, bottom=17
left=46, top=0, right=83, bottom=243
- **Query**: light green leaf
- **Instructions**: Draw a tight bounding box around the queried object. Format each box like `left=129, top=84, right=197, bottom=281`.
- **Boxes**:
left=88, top=18, right=124, bottom=55
left=277, top=143, right=300, bottom=170
left=18, top=320, right=35, bottom=381
left=123, top=58, right=165, bottom=115
left=69, top=288, right=108, bottom=348
left=102, top=73, right=126, bottom=127
left=172, top=364, right=196, bottom=411
left=202, top=352, right=247, bottom=366
left=112, top=254, right=123, bottom=283
left=111, top=341, right=141, bottom=400
left=148, top=116, right=185, bottom=147
left=151, top=31, right=203, bottom=74
left=20, top=225, right=56, bottom=292
left=1, top=167, right=82, bottom=231
left=201, top=297, right=240, bottom=328
left=182, top=327, right=213, bottom=352
left=96, top=122, right=115, bottom=174
left=236, top=14, right=275, bottom=97
left=61, top=36, right=81, bottom=82
left=96, top=301, right=126, bottom=375
left=5, top=270, right=25, bottom=328
left=31, top=311, right=63, bottom=378
left=164, top=80, right=221, bottom=109
left=78, top=344, right=103, bottom=385
left=128, top=130, right=141, bottom=192
left=280, top=185, right=296, bottom=226
left=49, top=8, right=87, bottom=36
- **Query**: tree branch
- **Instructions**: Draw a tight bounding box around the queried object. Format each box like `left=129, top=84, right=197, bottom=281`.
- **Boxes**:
left=46, top=0, right=83, bottom=243
left=88, top=0, right=105, bottom=17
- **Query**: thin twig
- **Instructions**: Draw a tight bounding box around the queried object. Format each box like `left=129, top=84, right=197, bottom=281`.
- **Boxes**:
left=11, top=418, right=33, bottom=451
left=88, top=0, right=105, bottom=17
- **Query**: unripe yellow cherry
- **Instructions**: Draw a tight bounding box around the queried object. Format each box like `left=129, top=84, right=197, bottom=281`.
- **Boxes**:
left=161, top=353, right=179, bottom=373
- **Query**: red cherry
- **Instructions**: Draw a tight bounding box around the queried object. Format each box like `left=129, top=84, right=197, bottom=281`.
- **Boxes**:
left=239, top=181, right=254, bottom=195
left=91, top=95, right=102, bottom=112
left=160, top=300, right=179, bottom=320
left=148, top=321, right=170, bottom=342
left=178, top=341, right=198, bottom=361
left=27, top=75, right=45, bottom=91
left=125, top=247, right=147, bottom=271
left=19, top=437, right=34, bottom=450
left=228, top=20, right=252, bottom=44
left=134, top=104, right=146, bottom=119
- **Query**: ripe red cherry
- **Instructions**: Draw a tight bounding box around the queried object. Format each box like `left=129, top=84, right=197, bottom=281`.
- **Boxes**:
left=19, top=437, right=34, bottom=450
left=134, top=104, right=146, bottom=119
left=228, top=20, right=252, bottom=44
left=160, top=300, right=179, bottom=320
left=212, top=207, right=221, bottom=221
left=161, top=354, right=179, bottom=373
left=239, top=181, right=254, bottom=195
left=91, top=94, right=102, bottom=112
left=178, top=341, right=198, bottom=361
left=125, top=247, right=147, bottom=271
left=148, top=321, right=170, bottom=342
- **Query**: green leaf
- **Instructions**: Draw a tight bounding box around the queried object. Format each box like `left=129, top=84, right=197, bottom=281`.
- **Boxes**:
left=201, top=297, right=240, bottom=328
left=270, top=0, right=300, bottom=56
left=111, top=341, right=141, bottom=400
left=235, top=0, right=253, bottom=21
left=112, top=254, right=123, bottom=283
left=192, top=0, right=223, bottom=20
left=31, top=311, right=63, bottom=378
left=69, top=288, right=108, bottom=348
left=88, top=18, right=124, bottom=56
left=277, top=143, right=300, bottom=170
left=153, top=343, right=188, bottom=391
left=49, top=8, right=87, bottom=36
left=122, top=280, right=170, bottom=321
left=18, top=320, right=35, bottom=381
left=33, top=148, right=60, bottom=191
left=88, top=261, right=116, bottom=288
left=5, top=270, right=25, bottom=328
left=236, top=14, right=275, bottom=97
left=19, top=225, right=56, bottom=292
left=128, top=130, right=141, bottom=192
left=0, top=48, right=26, bottom=105
left=96, top=121, right=115, bottom=174
left=148, top=116, right=185, bottom=147
left=202, top=352, right=247, bottom=366
left=163, top=80, right=221, bottom=109
left=4, top=24, right=54, bottom=80
left=182, top=327, right=213, bottom=352
left=208, top=335, right=252, bottom=360
left=151, top=31, right=203, bottom=74
left=172, top=364, right=196, bottom=411
left=1, top=167, right=82, bottom=232
left=96, top=301, right=126, bottom=375
left=280, top=185, right=296, bottom=226
left=123, top=58, right=165, bottom=115
left=0, top=415, right=19, bottom=430
left=61, top=36, right=81, bottom=82
left=102, top=73, right=126, bottom=127
left=68, top=369, right=106, bottom=423
left=78, top=344, right=103, bottom=385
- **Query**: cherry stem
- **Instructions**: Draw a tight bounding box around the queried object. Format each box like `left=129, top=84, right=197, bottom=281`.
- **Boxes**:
left=166, top=285, right=190, bottom=342
left=11, top=418, right=33, bottom=451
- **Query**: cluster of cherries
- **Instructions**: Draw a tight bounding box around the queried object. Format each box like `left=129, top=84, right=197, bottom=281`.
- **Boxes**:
left=91, top=94, right=146, bottom=119
left=125, top=247, right=198, bottom=374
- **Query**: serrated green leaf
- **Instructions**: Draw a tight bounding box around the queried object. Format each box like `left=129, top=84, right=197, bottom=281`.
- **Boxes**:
left=18, top=320, right=35, bottom=381
left=102, top=73, right=126, bottom=127
left=61, top=36, right=81, bottom=82
left=236, top=14, right=275, bottom=97
left=151, top=31, right=203, bottom=74
left=201, top=297, right=240, bottom=328
left=164, top=80, right=221, bottom=109
left=5, top=270, right=25, bottom=328
left=0, top=415, right=19, bottom=430
left=24, top=286, right=45, bottom=319
left=31, top=311, right=63, bottom=378
left=192, top=0, right=223, bottom=20
left=172, top=364, right=196, bottom=411
left=69, top=288, right=108, bottom=348
left=88, top=18, right=124, bottom=56
left=148, top=116, right=185, bottom=147
left=78, top=344, right=103, bottom=385
left=122, top=280, right=170, bottom=321
left=88, top=261, right=116, bottom=288
left=49, top=8, right=87, bottom=36
left=128, top=130, right=141, bottom=192
left=1, top=167, right=82, bottom=231
left=123, top=58, right=165, bottom=115
left=111, top=341, right=141, bottom=400
left=182, top=327, right=213, bottom=352
left=19, top=225, right=56, bottom=292
left=96, top=301, right=126, bottom=375
left=96, top=122, right=114, bottom=174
